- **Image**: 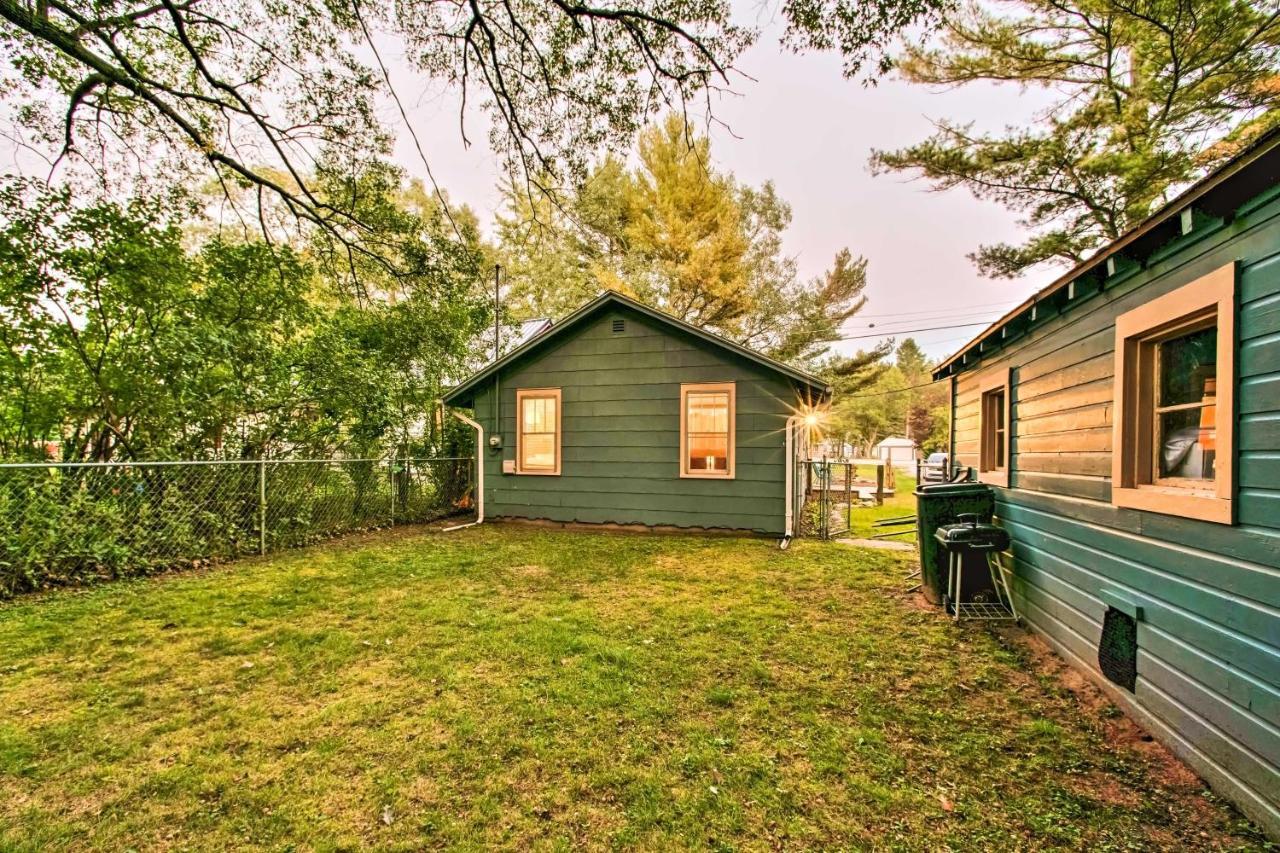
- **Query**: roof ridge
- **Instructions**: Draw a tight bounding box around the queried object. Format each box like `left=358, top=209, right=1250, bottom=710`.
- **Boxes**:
left=444, top=290, right=832, bottom=404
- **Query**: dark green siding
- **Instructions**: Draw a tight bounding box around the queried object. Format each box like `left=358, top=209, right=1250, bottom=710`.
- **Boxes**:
left=950, top=191, right=1280, bottom=836
left=471, top=306, right=804, bottom=534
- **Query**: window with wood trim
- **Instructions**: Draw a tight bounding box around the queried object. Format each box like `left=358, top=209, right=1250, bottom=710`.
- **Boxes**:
left=680, top=383, right=735, bottom=478
left=1113, top=263, right=1234, bottom=524
left=978, top=369, right=1011, bottom=487
left=516, top=388, right=561, bottom=475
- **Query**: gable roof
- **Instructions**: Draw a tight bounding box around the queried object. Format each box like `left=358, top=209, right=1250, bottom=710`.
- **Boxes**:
left=443, top=290, right=833, bottom=405
left=933, top=124, right=1280, bottom=380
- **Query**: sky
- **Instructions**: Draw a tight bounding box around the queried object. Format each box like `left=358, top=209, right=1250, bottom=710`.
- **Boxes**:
left=378, top=11, right=1063, bottom=363
left=0, top=4, right=1059, bottom=363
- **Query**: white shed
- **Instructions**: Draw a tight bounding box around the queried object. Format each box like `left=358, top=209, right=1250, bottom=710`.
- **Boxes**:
left=874, top=436, right=917, bottom=469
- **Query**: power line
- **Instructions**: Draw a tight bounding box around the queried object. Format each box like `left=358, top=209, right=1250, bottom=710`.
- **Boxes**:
left=841, top=378, right=945, bottom=399
left=858, top=308, right=1001, bottom=323
left=836, top=320, right=993, bottom=341
left=851, top=301, right=1017, bottom=320
left=853, top=312, right=1000, bottom=331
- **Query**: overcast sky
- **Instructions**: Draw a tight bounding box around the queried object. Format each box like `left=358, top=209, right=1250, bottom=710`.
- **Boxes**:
left=379, top=10, right=1066, bottom=362
left=1, top=5, right=1061, bottom=363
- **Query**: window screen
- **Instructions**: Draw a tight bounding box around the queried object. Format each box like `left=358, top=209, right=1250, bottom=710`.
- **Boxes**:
left=517, top=390, right=560, bottom=474
left=681, top=383, right=734, bottom=477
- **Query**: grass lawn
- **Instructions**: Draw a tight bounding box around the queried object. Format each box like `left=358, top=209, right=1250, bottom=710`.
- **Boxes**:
left=0, top=525, right=1267, bottom=850
left=841, top=473, right=919, bottom=543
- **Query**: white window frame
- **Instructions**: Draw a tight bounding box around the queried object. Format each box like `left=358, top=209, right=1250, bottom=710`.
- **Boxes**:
left=515, top=388, right=562, bottom=476
left=1112, top=263, right=1235, bottom=524
left=679, top=382, right=736, bottom=479
left=977, top=368, right=1011, bottom=488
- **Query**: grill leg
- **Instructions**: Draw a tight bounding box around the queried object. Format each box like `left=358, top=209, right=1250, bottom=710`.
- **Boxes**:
left=990, top=552, right=1019, bottom=622
left=951, top=552, right=963, bottom=622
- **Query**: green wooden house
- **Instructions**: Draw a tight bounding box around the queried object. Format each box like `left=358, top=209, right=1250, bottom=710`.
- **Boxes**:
left=443, top=291, right=832, bottom=537
left=934, top=128, right=1280, bottom=837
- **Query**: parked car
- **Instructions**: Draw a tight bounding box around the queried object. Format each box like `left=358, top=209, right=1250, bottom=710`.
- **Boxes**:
left=920, top=452, right=949, bottom=483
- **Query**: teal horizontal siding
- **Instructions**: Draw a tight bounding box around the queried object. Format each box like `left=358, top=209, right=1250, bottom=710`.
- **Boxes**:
left=947, top=188, right=1280, bottom=836
left=1239, top=243, right=1280, bottom=545
left=999, top=494, right=1280, bottom=833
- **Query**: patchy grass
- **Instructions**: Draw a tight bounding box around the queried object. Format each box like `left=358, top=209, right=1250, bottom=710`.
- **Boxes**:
left=0, top=525, right=1267, bottom=850
left=840, top=473, right=920, bottom=543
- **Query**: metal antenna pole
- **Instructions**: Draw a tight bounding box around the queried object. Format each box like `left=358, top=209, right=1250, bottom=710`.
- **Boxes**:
left=494, top=264, right=501, bottom=362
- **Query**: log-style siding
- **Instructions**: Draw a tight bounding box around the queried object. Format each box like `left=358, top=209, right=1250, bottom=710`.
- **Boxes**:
left=948, top=190, right=1280, bottom=836
left=472, top=306, right=805, bottom=533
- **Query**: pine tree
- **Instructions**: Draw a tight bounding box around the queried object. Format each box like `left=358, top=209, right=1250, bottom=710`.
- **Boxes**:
left=495, top=116, right=875, bottom=372
left=872, top=0, right=1280, bottom=278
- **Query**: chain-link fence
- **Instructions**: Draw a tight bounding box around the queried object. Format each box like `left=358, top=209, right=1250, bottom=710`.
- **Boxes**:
left=0, top=456, right=474, bottom=597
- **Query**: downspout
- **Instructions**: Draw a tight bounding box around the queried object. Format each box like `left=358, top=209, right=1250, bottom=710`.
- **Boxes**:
left=443, top=409, right=485, bottom=532
left=781, top=413, right=802, bottom=549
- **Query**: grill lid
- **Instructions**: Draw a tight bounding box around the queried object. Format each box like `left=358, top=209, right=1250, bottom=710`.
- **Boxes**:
left=934, top=514, right=1010, bottom=551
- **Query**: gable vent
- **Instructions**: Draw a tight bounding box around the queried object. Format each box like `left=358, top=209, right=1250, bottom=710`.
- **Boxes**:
left=612, top=319, right=625, bottom=333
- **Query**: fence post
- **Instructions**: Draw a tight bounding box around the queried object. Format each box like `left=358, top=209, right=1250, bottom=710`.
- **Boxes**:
left=845, top=462, right=851, bottom=533
left=259, top=458, right=267, bottom=555
left=820, top=455, right=828, bottom=540
left=389, top=457, right=396, bottom=527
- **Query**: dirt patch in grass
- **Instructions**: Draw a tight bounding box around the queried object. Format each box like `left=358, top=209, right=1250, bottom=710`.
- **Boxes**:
left=1003, top=628, right=1208, bottom=790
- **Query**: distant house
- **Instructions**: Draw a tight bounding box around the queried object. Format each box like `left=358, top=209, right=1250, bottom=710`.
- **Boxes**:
left=443, top=291, right=832, bottom=537
left=873, top=436, right=917, bottom=468
left=810, top=438, right=854, bottom=460
left=933, top=127, right=1280, bottom=837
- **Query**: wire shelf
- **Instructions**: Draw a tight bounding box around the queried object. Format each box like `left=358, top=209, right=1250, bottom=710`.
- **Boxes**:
left=953, top=600, right=1018, bottom=621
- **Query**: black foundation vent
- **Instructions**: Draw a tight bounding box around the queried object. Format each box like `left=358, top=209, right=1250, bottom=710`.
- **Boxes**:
left=1099, top=607, right=1138, bottom=692
left=612, top=318, right=625, bottom=333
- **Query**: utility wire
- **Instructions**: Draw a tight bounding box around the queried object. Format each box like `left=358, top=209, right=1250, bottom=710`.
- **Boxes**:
left=855, top=311, right=1003, bottom=326
left=853, top=301, right=1017, bottom=319
left=836, top=320, right=993, bottom=341
left=840, top=378, right=946, bottom=399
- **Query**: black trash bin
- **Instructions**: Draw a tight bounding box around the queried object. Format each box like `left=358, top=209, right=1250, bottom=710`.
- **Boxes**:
left=914, top=481, right=994, bottom=604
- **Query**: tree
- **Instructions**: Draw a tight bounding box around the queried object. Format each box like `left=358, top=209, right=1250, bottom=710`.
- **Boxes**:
left=894, top=336, right=946, bottom=445
left=0, top=174, right=489, bottom=461
left=497, top=115, right=874, bottom=372
left=871, top=0, right=1280, bottom=278
left=0, top=179, right=314, bottom=461
left=1, top=0, right=950, bottom=261
left=829, top=364, right=909, bottom=454
left=826, top=338, right=947, bottom=453
left=895, top=337, right=930, bottom=383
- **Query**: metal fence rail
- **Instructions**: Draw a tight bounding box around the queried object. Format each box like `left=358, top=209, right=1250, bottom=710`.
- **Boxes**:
left=0, top=456, right=474, bottom=597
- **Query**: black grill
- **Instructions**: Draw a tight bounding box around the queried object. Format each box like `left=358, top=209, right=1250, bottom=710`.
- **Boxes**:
left=1099, top=607, right=1138, bottom=692
left=612, top=319, right=625, bottom=333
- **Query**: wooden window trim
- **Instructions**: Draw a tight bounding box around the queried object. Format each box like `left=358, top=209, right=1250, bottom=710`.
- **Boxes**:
left=1112, top=263, right=1235, bottom=524
left=515, top=388, right=562, bottom=476
left=679, top=382, right=736, bottom=479
left=977, top=368, right=1011, bottom=488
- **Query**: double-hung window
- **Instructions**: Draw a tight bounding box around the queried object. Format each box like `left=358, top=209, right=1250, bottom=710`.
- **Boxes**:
left=516, top=388, right=561, bottom=475
left=1113, top=263, right=1234, bottom=523
left=680, top=383, right=735, bottom=478
left=978, top=369, right=1011, bottom=487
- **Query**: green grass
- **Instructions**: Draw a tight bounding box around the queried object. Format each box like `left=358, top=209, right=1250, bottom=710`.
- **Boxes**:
left=0, top=525, right=1267, bottom=850
left=839, top=472, right=920, bottom=542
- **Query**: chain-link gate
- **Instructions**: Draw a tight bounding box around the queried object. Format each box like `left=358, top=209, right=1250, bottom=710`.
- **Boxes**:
left=803, top=458, right=854, bottom=540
